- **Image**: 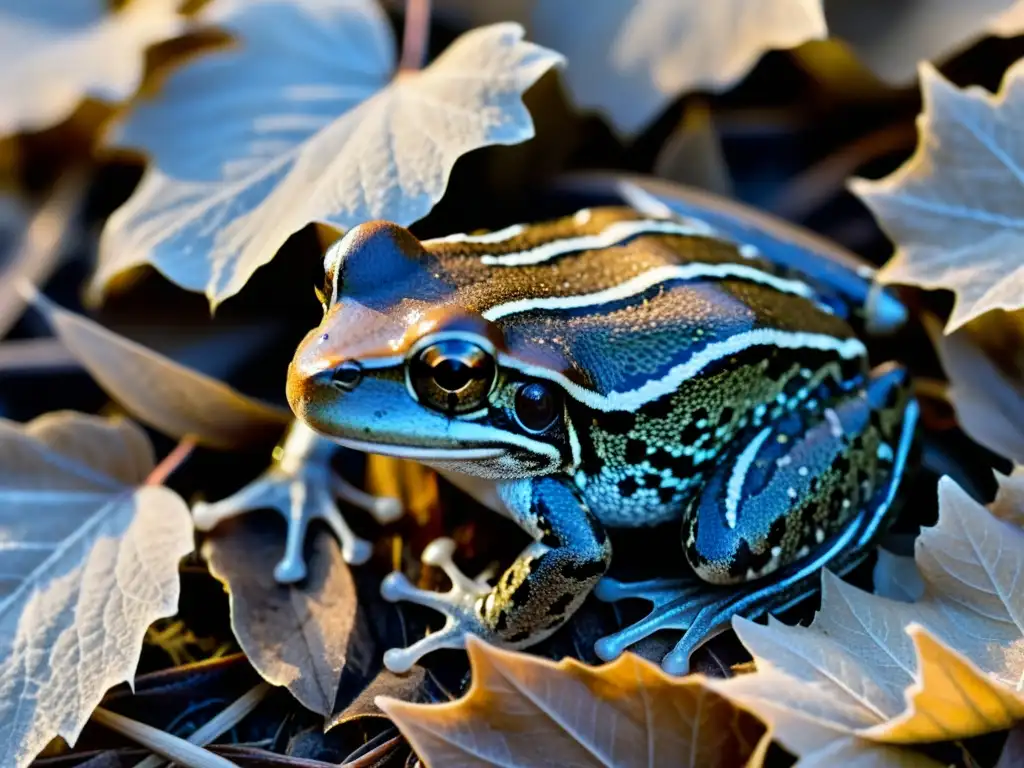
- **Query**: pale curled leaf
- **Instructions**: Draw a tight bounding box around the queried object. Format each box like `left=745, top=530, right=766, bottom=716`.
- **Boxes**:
left=378, top=635, right=772, bottom=768
left=851, top=61, right=1024, bottom=333
left=710, top=473, right=1024, bottom=760
left=95, top=0, right=563, bottom=305
left=826, top=0, right=1019, bottom=85
left=930, top=313, right=1024, bottom=464
left=23, top=286, right=290, bottom=449
left=530, top=0, right=827, bottom=136
left=0, top=411, right=194, bottom=768
left=203, top=519, right=372, bottom=716
left=0, top=0, right=185, bottom=135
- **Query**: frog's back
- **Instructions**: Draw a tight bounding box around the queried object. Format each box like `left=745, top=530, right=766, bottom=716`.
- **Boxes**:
left=422, top=206, right=860, bottom=408
left=422, top=206, right=870, bottom=526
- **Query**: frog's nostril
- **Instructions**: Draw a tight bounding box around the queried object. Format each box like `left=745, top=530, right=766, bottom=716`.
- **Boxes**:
left=331, top=360, right=363, bottom=391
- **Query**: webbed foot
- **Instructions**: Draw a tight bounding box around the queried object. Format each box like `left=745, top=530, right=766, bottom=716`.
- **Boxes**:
left=380, top=537, right=493, bottom=673
left=193, top=422, right=401, bottom=581
left=594, top=505, right=874, bottom=675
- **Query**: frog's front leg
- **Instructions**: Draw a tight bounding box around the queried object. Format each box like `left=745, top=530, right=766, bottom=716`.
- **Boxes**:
left=193, top=421, right=402, bottom=581
left=596, top=362, right=918, bottom=673
left=380, top=475, right=612, bottom=673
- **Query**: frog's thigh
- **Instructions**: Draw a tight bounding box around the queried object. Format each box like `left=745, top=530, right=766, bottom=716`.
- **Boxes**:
left=484, top=476, right=613, bottom=644
left=683, top=362, right=915, bottom=586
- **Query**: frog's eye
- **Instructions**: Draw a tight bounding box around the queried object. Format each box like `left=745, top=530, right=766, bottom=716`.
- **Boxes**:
left=513, top=381, right=561, bottom=433
left=410, top=339, right=496, bottom=414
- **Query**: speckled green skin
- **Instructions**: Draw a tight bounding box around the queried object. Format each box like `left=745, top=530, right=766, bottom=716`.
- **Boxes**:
left=287, top=205, right=918, bottom=665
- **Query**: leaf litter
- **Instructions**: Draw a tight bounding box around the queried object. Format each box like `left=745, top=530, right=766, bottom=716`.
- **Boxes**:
left=0, top=412, right=194, bottom=768
left=708, top=471, right=1024, bottom=764
left=94, top=0, right=564, bottom=306
left=0, top=0, right=184, bottom=136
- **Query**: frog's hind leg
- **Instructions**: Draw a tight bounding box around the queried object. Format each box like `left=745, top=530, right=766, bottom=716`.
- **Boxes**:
left=381, top=476, right=612, bottom=673
left=595, top=362, right=919, bottom=674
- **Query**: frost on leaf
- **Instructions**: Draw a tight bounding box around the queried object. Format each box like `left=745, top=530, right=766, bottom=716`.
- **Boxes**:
left=851, top=61, right=1024, bottom=334
left=0, top=411, right=194, bottom=768
left=826, top=0, right=1021, bottom=85
left=203, top=518, right=373, bottom=716
left=530, top=0, right=826, bottom=136
left=24, top=285, right=290, bottom=449
left=709, top=474, right=1024, bottom=763
left=94, top=0, right=564, bottom=306
left=0, top=0, right=184, bottom=135
left=378, top=635, right=772, bottom=768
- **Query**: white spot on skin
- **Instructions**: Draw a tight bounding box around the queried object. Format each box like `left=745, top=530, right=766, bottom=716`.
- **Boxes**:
left=739, top=244, right=761, bottom=259
left=573, top=208, right=592, bottom=225
left=798, top=466, right=809, bottom=477
left=777, top=456, right=792, bottom=467
left=815, top=528, right=825, bottom=543
left=877, top=443, right=894, bottom=461
left=788, top=487, right=798, bottom=499
left=771, top=546, right=782, bottom=557
left=725, top=427, right=773, bottom=529
left=825, top=408, right=844, bottom=438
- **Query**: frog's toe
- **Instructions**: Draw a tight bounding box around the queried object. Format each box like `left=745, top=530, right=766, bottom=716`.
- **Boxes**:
left=192, top=459, right=376, bottom=582
left=593, top=576, right=709, bottom=664
left=380, top=536, right=492, bottom=673
left=329, top=473, right=403, bottom=525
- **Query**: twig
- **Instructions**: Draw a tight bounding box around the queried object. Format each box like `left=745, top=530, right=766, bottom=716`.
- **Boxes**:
left=132, top=682, right=272, bottom=768
left=341, top=733, right=404, bottom=768
left=399, top=0, right=431, bottom=71
left=0, top=169, right=89, bottom=341
left=145, top=437, right=197, bottom=487
left=90, top=708, right=240, bottom=768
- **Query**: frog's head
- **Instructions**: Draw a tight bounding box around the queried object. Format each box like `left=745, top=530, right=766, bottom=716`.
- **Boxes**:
left=286, top=221, right=576, bottom=477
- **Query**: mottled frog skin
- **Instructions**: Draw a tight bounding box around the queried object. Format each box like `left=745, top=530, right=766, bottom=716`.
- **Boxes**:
left=286, top=202, right=919, bottom=673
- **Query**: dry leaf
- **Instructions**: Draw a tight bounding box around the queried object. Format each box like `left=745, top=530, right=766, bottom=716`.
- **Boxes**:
left=531, top=0, right=826, bottom=136
left=850, top=61, right=1024, bottom=333
left=0, top=0, right=184, bottom=135
left=378, top=635, right=772, bottom=768
left=710, top=473, right=1024, bottom=763
left=0, top=411, right=194, bottom=768
left=95, top=0, right=563, bottom=306
left=203, top=518, right=373, bottom=716
left=825, top=0, right=1020, bottom=85
left=929, top=313, right=1024, bottom=464
left=23, top=285, right=290, bottom=449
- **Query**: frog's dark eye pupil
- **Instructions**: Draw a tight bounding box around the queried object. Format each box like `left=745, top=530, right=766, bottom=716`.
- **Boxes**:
left=411, top=339, right=495, bottom=414
left=514, top=382, right=560, bottom=433
left=331, top=360, right=362, bottom=390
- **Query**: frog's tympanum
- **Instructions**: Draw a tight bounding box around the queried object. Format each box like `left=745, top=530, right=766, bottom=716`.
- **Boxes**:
left=286, top=200, right=918, bottom=675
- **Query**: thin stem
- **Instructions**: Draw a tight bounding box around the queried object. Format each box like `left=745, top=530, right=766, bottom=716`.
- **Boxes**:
left=90, top=708, right=240, bottom=768
left=145, top=437, right=197, bottom=487
left=132, top=682, right=272, bottom=768
left=342, top=734, right=404, bottom=767
left=399, top=0, right=431, bottom=71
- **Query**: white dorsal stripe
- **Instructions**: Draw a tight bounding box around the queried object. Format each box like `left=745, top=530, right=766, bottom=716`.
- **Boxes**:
left=498, top=330, right=867, bottom=412
left=426, top=223, right=527, bottom=244
left=725, top=426, right=773, bottom=529
left=481, top=262, right=817, bottom=322
left=477, top=218, right=715, bottom=266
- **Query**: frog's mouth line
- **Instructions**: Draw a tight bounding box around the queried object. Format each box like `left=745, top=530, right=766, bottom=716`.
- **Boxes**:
left=328, top=436, right=506, bottom=461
